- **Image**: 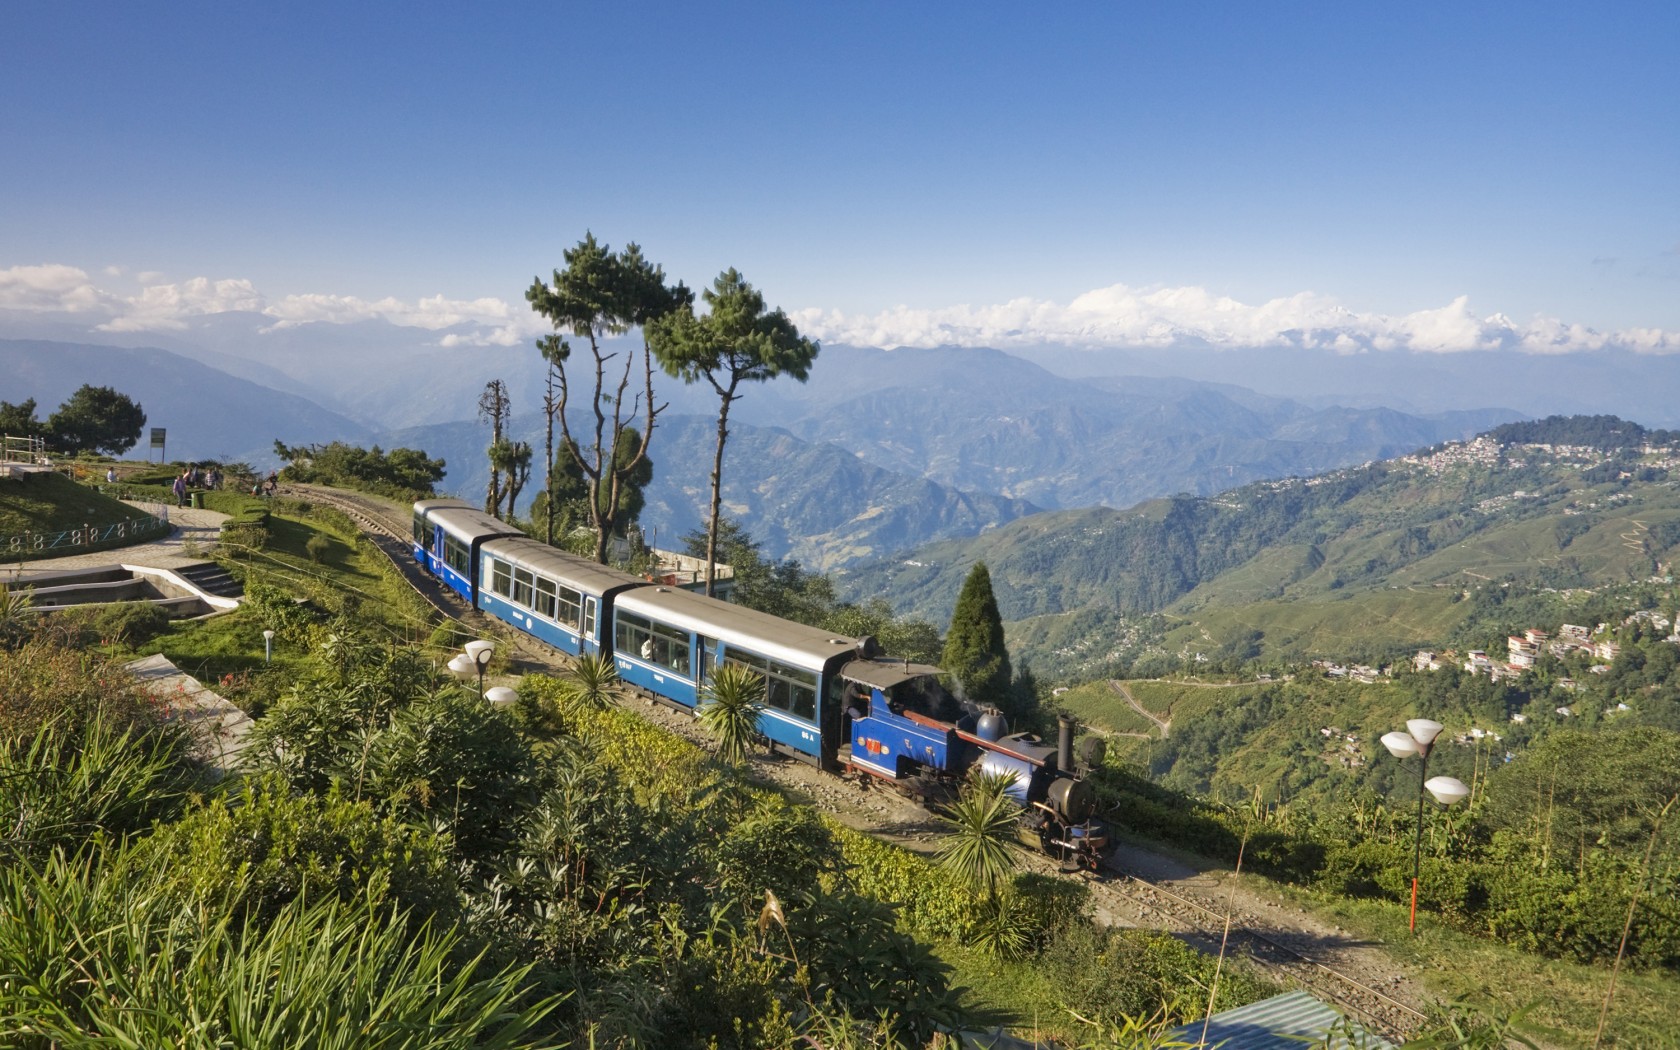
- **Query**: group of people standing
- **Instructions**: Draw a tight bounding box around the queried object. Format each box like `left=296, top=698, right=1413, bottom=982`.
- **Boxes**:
left=169, top=465, right=227, bottom=507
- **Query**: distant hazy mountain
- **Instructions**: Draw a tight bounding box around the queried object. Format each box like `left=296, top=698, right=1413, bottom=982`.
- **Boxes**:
left=1016, top=343, right=1680, bottom=428
left=389, top=412, right=1041, bottom=572
left=0, top=339, right=370, bottom=464
left=769, top=346, right=1517, bottom=509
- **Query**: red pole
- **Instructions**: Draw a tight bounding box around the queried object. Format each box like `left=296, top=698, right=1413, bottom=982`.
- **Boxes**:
left=1409, top=876, right=1418, bottom=933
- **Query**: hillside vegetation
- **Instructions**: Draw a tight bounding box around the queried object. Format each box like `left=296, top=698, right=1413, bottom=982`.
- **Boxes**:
left=843, top=415, right=1680, bottom=676
left=1, top=487, right=1293, bottom=1048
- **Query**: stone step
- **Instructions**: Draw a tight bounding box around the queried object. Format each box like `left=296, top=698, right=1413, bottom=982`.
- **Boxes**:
left=172, top=562, right=244, bottom=599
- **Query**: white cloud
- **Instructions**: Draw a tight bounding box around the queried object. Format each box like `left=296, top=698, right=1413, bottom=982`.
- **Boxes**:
left=0, top=262, right=540, bottom=346
left=0, top=264, right=115, bottom=314
left=261, top=292, right=542, bottom=345
left=5, top=261, right=1676, bottom=356
left=792, top=283, right=1680, bottom=356
left=99, top=277, right=266, bottom=332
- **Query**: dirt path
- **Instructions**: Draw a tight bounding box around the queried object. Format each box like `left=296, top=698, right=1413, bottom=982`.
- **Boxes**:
left=1622, top=519, right=1649, bottom=554
left=1109, top=679, right=1171, bottom=736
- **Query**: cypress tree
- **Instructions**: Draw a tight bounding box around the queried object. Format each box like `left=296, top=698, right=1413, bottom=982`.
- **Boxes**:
left=941, top=561, right=1012, bottom=709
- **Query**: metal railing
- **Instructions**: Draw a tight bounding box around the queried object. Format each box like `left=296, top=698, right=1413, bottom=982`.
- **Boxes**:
left=1, top=434, right=48, bottom=465
left=3, top=507, right=171, bottom=558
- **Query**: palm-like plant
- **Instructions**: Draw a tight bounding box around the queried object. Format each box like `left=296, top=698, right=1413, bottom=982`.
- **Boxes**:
left=0, top=584, right=32, bottom=650
left=561, top=652, right=620, bottom=713
left=697, top=663, right=766, bottom=765
left=935, top=769, right=1021, bottom=900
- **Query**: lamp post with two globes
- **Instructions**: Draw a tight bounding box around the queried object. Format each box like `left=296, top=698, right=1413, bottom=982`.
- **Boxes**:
left=447, top=639, right=496, bottom=700
left=1380, top=718, right=1472, bottom=934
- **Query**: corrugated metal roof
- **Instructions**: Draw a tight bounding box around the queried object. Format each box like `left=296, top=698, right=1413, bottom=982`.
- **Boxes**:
left=1168, top=991, right=1396, bottom=1049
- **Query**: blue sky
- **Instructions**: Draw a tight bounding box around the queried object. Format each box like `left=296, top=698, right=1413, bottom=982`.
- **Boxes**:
left=2, top=1, right=1676, bottom=353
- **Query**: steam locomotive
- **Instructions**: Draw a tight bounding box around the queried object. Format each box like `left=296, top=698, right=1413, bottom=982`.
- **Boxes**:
left=412, top=498, right=1110, bottom=870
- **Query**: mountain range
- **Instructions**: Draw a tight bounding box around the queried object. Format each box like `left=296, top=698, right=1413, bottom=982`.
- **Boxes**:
left=7, top=333, right=1666, bottom=582
left=839, top=416, right=1680, bottom=676
left=0, top=339, right=372, bottom=466
left=3, top=335, right=1520, bottom=570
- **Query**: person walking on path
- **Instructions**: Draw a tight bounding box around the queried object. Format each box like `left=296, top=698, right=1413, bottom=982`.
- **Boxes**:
left=172, top=472, right=187, bottom=508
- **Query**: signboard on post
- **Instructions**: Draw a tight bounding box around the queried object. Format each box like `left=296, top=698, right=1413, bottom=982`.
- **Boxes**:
left=150, top=427, right=166, bottom=462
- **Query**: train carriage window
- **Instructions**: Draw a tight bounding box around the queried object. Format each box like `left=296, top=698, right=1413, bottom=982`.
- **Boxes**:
left=512, top=567, right=533, bottom=607
left=489, top=558, right=512, bottom=597
left=445, top=535, right=470, bottom=574
left=556, top=585, right=582, bottom=629
left=532, top=575, right=557, bottom=619
left=412, top=512, right=426, bottom=546
left=616, top=612, right=691, bottom=676
left=721, top=651, right=817, bottom=722
left=651, top=620, right=691, bottom=675
left=584, top=597, right=597, bottom=638
left=615, top=611, right=651, bottom=658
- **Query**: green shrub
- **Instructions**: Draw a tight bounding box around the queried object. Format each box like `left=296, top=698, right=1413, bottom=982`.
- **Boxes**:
left=0, top=852, right=558, bottom=1049
left=1038, top=922, right=1274, bottom=1027
left=133, top=776, right=457, bottom=924
left=0, top=715, right=196, bottom=861
left=0, top=634, right=165, bottom=736
left=90, top=601, right=171, bottom=646
left=305, top=533, right=332, bottom=563
left=714, top=796, right=840, bottom=905
left=828, top=821, right=980, bottom=940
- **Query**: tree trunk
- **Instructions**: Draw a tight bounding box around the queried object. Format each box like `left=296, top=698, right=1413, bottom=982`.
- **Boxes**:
left=705, top=384, right=738, bottom=598
left=544, top=367, right=556, bottom=546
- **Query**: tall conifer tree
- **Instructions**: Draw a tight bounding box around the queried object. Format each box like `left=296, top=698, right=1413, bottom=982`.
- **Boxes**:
left=941, top=562, right=1012, bottom=709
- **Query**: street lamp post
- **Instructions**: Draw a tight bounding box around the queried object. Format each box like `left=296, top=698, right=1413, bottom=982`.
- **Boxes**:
left=1380, top=718, right=1471, bottom=934
left=448, top=640, right=497, bottom=699
left=262, top=629, right=275, bottom=664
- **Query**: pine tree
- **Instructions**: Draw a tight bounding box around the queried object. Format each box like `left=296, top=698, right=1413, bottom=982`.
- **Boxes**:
left=941, top=562, right=1012, bottom=708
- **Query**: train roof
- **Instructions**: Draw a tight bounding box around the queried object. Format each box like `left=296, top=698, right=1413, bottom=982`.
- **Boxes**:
left=615, top=585, right=866, bottom=671
left=479, top=537, right=648, bottom=595
left=839, top=658, right=945, bottom=691
left=412, top=498, right=472, bottom=513
left=423, top=503, right=525, bottom=543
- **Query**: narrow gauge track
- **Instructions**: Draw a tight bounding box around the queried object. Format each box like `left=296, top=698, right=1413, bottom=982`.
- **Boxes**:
left=1088, top=853, right=1427, bottom=1040
left=290, top=484, right=1430, bottom=1041
left=286, top=485, right=559, bottom=670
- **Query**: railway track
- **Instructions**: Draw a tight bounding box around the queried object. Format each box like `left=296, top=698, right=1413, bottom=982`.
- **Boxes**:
left=293, top=483, right=1432, bottom=1042
left=1089, top=853, right=1427, bottom=1040
left=287, top=485, right=561, bottom=670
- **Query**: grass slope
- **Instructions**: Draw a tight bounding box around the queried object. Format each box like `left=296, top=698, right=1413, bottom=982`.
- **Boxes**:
left=0, top=472, right=146, bottom=536
left=0, top=472, right=169, bottom=562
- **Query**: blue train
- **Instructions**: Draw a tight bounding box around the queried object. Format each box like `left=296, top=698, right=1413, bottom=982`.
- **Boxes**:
left=412, top=500, right=1110, bottom=869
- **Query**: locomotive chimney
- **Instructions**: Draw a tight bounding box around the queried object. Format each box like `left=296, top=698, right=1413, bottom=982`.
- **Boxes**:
left=1057, top=713, right=1075, bottom=773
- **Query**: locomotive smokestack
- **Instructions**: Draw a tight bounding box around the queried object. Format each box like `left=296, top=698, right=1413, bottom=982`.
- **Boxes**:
left=1057, top=713, right=1075, bottom=773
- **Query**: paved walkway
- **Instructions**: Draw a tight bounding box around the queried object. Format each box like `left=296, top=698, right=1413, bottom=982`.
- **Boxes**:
left=127, top=653, right=252, bottom=775
left=1, top=502, right=231, bottom=583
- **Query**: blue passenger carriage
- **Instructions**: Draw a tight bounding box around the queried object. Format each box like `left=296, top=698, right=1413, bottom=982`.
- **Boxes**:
left=610, top=586, right=863, bottom=763
left=477, top=539, right=646, bottom=657
left=412, top=502, right=524, bottom=604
